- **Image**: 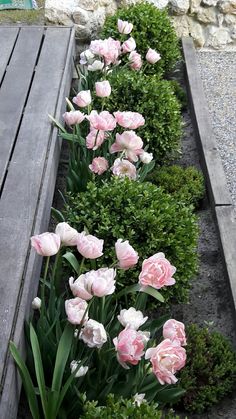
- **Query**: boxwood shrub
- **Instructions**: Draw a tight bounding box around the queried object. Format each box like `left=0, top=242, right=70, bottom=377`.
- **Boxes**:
left=64, top=178, right=199, bottom=305
left=101, top=1, right=180, bottom=76
left=103, top=69, right=182, bottom=162
left=82, top=395, right=180, bottom=419
left=178, top=324, right=236, bottom=413
left=147, top=165, right=205, bottom=208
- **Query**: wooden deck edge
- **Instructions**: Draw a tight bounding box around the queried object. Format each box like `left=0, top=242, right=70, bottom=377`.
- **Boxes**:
left=182, top=37, right=236, bottom=323
left=182, top=37, right=232, bottom=208
left=0, top=28, right=75, bottom=419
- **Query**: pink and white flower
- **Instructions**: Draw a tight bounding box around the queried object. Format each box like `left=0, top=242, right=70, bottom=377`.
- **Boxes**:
left=69, top=268, right=116, bottom=300
left=118, top=19, right=133, bottom=34
left=73, top=90, right=92, bottom=108
left=145, top=339, right=186, bottom=385
left=86, top=129, right=106, bottom=150
left=87, top=110, right=116, bottom=131
left=79, top=319, right=107, bottom=348
left=115, top=238, right=139, bottom=269
left=139, top=151, right=153, bottom=164
left=112, top=158, right=137, bottom=180
left=55, top=222, right=79, bottom=246
left=88, top=60, right=104, bottom=72
left=89, top=157, right=109, bottom=175
left=31, top=232, right=61, bottom=256
left=77, top=231, right=104, bottom=259
left=63, top=111, right=85, bottom=126
left=65, top=297, right=88, bottom=325
left=163, top=319, right=187, bottom=346
left=129, top=51, right=142, bottom=70
left=146, top=48, right=161, bottom=64
left=122, top=37, right=136, bottom=53
left=90, top=38, right=121, bottom=66
left=117, top=307, right=148, bottom=330
left=139, top=252, right=176, bottom=290
left=95, top=80, right=112, bottom=98
left=113, top=328, right=150, bottom=369
left=114, top=111, right=145, bottom=130
left=110, top=131, right=143, bottom=162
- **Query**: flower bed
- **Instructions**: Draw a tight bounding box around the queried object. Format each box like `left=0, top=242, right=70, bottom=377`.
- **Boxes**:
left=13, top=2, right=236, bottom=418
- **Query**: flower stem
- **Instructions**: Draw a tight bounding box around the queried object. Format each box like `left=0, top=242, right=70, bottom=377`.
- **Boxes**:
left=40, top=256, right=50, bottom=317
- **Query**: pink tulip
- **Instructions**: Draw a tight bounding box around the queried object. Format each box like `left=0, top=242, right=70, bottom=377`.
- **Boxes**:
left=63, top=111, right=85, bottom=126
left=115, top=239, right=139, bottom=269
left=163, top=319, right=187, bottom=346
left=145, top=339, right=186, bottom=385
left=146, top=48, right=161, bottom=64
left=139, top=252, right=176, bottom=290
left=87, top=110, right=116, bottom=131
left=117, top=19, right=133, bottom=34
left=95, top=80, right=111, bottom=98
left=70, top=268, right=116, bottom=300
left=112, top=158, right=137, bottom=180
left=110, top=131, right=143, bottom=162
left=129, top=51, right=142, bottom=70
left=55, top=222, right=79, bottom=246
left=31, top=232, right=61, bottom=256
left=77, top=231, right=104, bottom=259
left=113, top=328, right=150, bottom=369
left=86, top=129, right=106, bottom=150
left=65, top=297, right=88, bottom=325
left=79, top=319, right=107, bottom=348
left=114, top=111, right=145, bottom=130
left=90, top=38, right=121, bottom=66
left=122, top=37, right=136, bottom=53
left=89, top=157, right=109, bottom=175
left=73, top=90, right=92, bottom=108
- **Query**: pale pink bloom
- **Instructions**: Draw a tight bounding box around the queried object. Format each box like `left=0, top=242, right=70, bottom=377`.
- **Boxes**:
left=117, top=19, right=133, bottom=34
left=63, top=111, right=85, bottom=126
left=65, top=297, right=88, bottom=325
left=110, top=131, right=143, bottom=162
left=114, top=111, right=145, bottom=130
left=70, top=361, right=88, bottom=378
left=89, top=157, right=109, bottom=175
left=163, top=319, right=187, bottom=346
left=90, top=38, right=121, bottom=66
left=115, top=238, right=139, bottom=269
left=122, top=37, right=136, bottom=53
left=118, top=307, right=148, bottom=330
left=139, top=151, right=153, bottom=164
left=95, top=80, right=111, bottom=98
left=146, top=48, right=161, bottom=64
left=87, top=110, right=116, bottom=131
left=55, top=222, right=79, bottom=246
left=129, top=51, right=142, bottom=70
left=145, top=339, right=186, bottom=385
left=88, top=60, right=104, bottom=72
left=112, top=158, right=137, bottom=180
left=79, top=319, right=107, bottom=348
left=31, top=232, right=61, bottom=256
left=73, top=90, right=92, bottom=108
left=86, top=129, right=106, bottom=150
left=77, top=231, right=104, bottom=259
left=69, top=268, right=116, bottom=300
left=113, top=328, right=150, bottom=369
left=32, top=297, right=41, bottom=310
left=139, top=252, right=176, bottom=290
left=80, top=49, right=95, bottom=65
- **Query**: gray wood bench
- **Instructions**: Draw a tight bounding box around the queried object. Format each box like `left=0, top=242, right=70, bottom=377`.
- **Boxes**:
left=0, top=25, right=75, bottom=418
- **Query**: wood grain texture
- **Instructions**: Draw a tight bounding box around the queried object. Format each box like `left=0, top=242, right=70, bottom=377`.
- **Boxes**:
left=0, top=27, right=19, bottom=84
left=182, top=37, right=232, bottom=207
left=0, top=26, right=75, bottom=417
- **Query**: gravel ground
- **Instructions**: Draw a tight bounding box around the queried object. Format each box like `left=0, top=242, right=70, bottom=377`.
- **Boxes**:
left=196, top=51, right=236, bottom=206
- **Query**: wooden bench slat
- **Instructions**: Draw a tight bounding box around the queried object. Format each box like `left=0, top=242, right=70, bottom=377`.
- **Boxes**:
left=0, top=27, right=72, bottom=386
left=0, top=27, right=44, bottom=192
left=0, top=27, right=19, bottom=84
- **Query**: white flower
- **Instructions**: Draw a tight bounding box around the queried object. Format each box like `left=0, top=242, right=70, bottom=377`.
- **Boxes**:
left=139, top=151, right=153, bottom=164
left=70, top=360, right=88, bottom=377
left=88, top=60, right=104, bottom=72
left=55, top=222, right=79, bottom=246
left=79, top=319, right=107, bottom=348
left=133, top=393, right=146, bottom=406
left=80, top=49, right=95, bottom=65
left=117, top=307, right=148, bottom=330
left=32, top=297, right=41, bottom=310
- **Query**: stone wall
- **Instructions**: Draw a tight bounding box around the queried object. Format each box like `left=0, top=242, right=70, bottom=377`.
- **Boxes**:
left=45, top=0, right=236, bottom=49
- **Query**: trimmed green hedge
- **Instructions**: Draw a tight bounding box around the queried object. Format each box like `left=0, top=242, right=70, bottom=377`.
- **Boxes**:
left=101, top=1, right=180, bottom=76
left=64, top=178, right=199, bottom=306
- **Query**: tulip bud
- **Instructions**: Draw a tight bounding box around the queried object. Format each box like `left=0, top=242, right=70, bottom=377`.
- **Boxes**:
left=32, top=297, right=41, bottom=310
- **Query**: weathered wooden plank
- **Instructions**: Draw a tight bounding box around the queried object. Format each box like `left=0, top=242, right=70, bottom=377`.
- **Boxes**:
left=0, top=27, right=75, bottom=418
left=0, top=26, right=44, bottom=192
left=0, top=27, right=19, bottom=84
left=0, top=27, right=72, bottom=392
left=215, top=206, right=236, bottom=320
left=182, top=37, right=232, bottom=207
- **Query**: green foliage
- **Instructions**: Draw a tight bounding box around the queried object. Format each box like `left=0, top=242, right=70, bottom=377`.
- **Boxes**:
left=103, top=69, right=182, bottom=161
left=82, top=394, right=180, bottom=418
left=64, top=178, right=199, bottom=306
left=147, top=165, right=205, bottom=208
left=168, top=80, right=188, bottom=110
left=101, top=1, right=180, bottom=76
left=178, top=324, right=236, bottom=413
